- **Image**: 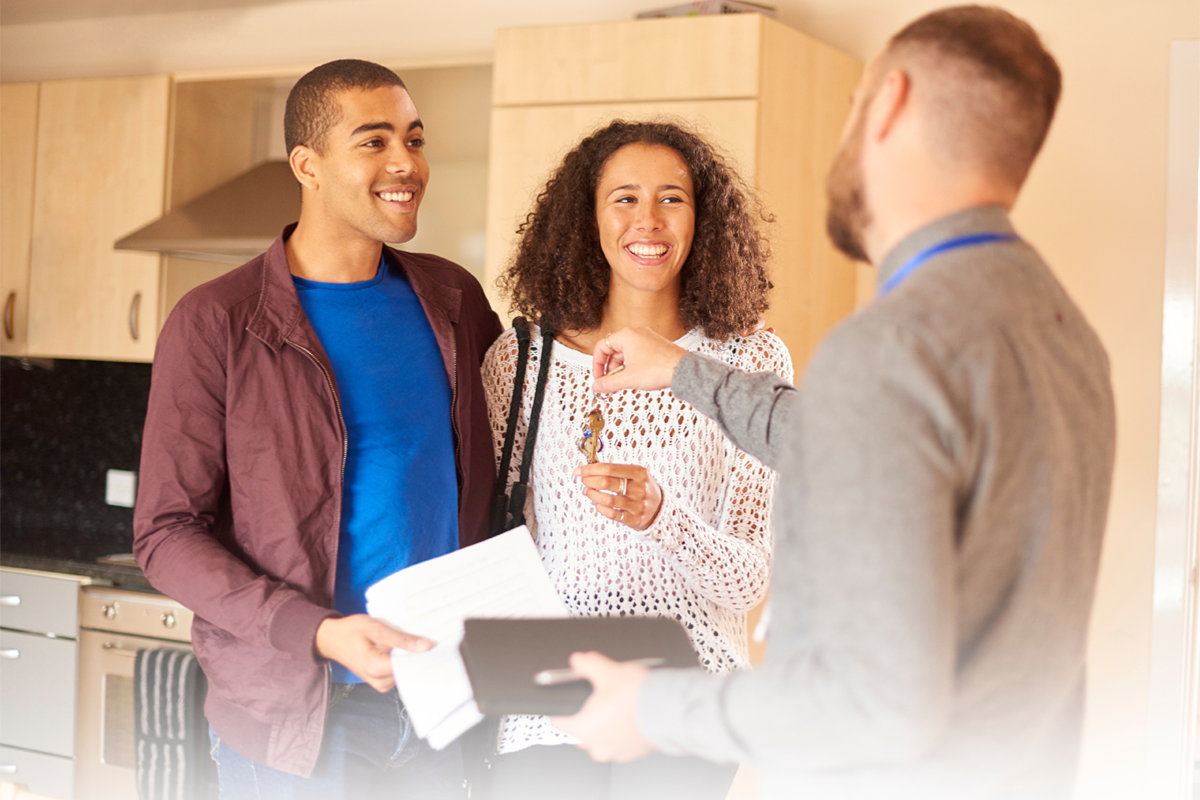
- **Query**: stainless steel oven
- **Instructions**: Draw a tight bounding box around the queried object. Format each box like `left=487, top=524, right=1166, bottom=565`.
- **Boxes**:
left=76, top=586, right=194, bottom=800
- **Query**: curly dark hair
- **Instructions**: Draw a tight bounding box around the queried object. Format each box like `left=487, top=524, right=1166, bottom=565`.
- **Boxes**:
left=499, top=120, right=773, bottom=340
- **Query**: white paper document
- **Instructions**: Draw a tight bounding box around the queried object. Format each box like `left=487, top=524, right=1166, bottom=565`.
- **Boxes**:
left=364, top=526, right=567, bottom=749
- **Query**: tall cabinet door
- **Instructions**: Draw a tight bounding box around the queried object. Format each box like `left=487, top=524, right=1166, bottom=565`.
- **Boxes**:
left=27, top=76, right=170, bottom=362
left=0, top=83, right=39, bottom=356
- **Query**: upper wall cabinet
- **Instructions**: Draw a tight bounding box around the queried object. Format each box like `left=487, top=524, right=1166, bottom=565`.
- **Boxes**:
left=0, top=83, right=39, bottom=357
left=486, top=14, right=863, bottom=374
left=25, top=76, right=171, bottom=362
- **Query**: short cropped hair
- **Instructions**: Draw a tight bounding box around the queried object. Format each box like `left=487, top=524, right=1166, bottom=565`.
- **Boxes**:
left=499, top=120, right=773, bottom=340
left=284, top=59, right=405, bottom=155
left=882, top=5, right=1061, bottom=187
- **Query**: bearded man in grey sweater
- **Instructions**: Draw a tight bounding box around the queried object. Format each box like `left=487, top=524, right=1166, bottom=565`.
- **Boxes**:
left=554, top=6, right=1117, bottom=800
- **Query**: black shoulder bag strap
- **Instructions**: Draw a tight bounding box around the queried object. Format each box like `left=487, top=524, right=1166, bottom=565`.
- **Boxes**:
left=489, top=318, right=555, bottom=536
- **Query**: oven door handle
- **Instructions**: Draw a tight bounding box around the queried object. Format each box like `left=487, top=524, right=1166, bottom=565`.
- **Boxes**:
left=101, top=642, right=140, bottom=657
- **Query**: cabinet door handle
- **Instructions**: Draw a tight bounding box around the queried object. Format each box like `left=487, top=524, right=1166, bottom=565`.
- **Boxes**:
left=128, top=291, right=142, bottom=341
left=0, top=649, right=20, bottom=659
left=3, top=291, right=14, bottom=340
left=0, top=765, right=16, bottom=774
left=0, top=595, right=20, bottom=607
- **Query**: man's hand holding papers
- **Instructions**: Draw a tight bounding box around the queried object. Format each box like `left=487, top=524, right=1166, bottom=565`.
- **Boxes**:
left=314, top=615, right=432, bottom=692
left=364, top=527, right=568, bottom=749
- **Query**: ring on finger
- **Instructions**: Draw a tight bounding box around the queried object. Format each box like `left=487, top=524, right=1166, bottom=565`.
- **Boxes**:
left=619, top=477, right=628, bottom=496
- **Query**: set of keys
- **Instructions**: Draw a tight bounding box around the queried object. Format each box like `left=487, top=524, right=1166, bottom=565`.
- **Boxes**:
left=578, top=407, right=605, bottom=464
left=576, top=353, right=624, bottom=463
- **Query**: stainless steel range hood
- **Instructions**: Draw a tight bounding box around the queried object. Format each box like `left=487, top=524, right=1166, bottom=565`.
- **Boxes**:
left=115, top=160, right=300, bottom=262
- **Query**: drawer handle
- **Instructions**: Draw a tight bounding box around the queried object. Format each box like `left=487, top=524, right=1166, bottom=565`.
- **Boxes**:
left=161, top=611, right=176, bottom=629
left=0, top=595, right=20, bottom=607
left=0, top=764, right=16, bottom=774
left=101, top=642, right=139, bottom=657
left=0, top=649, right=20, bottom=659
left=102, top=603, right=118, bottom=620
left=129, top=291, right=142, bottom=341
left=3, top=291, right=14, bottom=340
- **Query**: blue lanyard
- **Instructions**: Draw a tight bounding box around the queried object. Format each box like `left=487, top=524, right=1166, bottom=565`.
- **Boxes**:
left=879, top=233, right=1018, bottom=296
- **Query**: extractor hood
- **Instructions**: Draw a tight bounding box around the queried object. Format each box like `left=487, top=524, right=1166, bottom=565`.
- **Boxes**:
left=115, top=160, right=300, bottom=262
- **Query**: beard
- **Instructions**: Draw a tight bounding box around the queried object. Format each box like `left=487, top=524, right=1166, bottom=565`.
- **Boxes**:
left=825, top=117, right=872, bottom=263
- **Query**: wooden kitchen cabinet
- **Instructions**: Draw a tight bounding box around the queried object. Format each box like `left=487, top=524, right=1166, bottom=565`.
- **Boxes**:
left=486, top=13, right=863, bottom=376
left=1, top=74, right=276, bottom=362
left=25, top=76, right=171, bottom=362
left=0, top=83, right=39, bottom=357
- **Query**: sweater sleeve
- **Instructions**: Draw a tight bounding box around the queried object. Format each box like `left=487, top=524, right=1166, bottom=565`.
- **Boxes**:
left=638, top=319, right=960, bottom=770
left=639, top=333, right=794, bottom=612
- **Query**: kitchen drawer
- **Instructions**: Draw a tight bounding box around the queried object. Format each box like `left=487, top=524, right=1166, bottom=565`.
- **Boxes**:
left=0, top=569, right=85, bottom=638
left=0, top=745, right=74, bottom=799
left=0, top=630, right=77, bottom=757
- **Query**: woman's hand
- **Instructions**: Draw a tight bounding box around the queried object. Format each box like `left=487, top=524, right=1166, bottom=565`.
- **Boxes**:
left=574, top=462, right=663, bottom=531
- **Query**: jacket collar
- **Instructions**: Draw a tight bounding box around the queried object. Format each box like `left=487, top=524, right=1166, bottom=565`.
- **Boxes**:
left=384, top=247, right=462, bottom=326
left=246, top=223, right=462, bottom=349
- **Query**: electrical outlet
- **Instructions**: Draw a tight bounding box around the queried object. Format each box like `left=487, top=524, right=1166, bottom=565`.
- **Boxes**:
left=105, top=469, right=137, bottom=508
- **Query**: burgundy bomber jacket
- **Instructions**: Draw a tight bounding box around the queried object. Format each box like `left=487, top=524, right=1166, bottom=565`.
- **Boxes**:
left=132, top=225, right=503, bottom=776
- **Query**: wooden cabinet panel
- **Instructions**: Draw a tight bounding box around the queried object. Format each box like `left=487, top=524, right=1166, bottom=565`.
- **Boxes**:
left=485, top=99, right=758, bottom=317
left=27, top=76, right=170, bottom=362
left=756, top=19, right=862, bottom=374
left=493, top=15, right=761, bottom=107
left=1, top=83, right=39, bottom=356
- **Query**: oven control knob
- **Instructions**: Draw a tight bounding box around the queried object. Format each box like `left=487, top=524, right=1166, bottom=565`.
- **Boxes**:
left=161, top=611, right=176, bottom=629
left=101, top=604, right=117, bottom=620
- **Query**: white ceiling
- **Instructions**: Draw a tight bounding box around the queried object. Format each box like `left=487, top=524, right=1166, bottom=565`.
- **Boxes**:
left=0, top=0, right=895, bottom=83
left=0, top=0, right=305, bottom=25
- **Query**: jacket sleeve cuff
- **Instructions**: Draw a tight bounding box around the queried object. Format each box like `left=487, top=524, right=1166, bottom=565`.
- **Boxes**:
left=268, top=594, right=341, bottom=661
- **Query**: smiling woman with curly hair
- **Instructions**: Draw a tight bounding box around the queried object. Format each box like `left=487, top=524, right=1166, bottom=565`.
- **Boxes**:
left=500, top=119, right=774, bottom=339
left=482, top=120, right=793, bottom=800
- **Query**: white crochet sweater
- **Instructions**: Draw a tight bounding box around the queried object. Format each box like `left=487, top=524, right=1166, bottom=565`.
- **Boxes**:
left=481, top=325, right=793, bottom=754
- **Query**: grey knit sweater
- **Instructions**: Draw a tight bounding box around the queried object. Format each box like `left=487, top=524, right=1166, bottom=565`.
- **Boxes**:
left=639, top=206, right=1116, bottom=800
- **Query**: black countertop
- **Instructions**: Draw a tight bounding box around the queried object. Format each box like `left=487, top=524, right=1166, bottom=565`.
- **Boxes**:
left=1, top=551, right=157, bottom=592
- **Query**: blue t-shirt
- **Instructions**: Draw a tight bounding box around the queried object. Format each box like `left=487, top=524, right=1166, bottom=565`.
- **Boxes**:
left=294, top=256, right=458, bottom=683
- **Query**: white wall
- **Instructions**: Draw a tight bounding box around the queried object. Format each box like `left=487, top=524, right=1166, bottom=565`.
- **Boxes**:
left=3, top=1, right=1198, bottom=796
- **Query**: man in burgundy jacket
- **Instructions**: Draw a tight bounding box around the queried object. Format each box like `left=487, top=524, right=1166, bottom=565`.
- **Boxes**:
left=133, top=60, right=501, bottom=798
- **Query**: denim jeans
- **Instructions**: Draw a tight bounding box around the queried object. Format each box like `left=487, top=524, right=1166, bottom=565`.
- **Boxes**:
left=209, top=683, right=465, bottom=800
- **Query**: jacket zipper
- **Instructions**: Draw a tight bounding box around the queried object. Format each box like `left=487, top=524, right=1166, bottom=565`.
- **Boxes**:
left=286, top=339, right=349, bottom=482
left=448, top=317, right=463, bottom=491
left=284, top=337, right=345, bottom=758
left=284, top=338, right=348, bottom=582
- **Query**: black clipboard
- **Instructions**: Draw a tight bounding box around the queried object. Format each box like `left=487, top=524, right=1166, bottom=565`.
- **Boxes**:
left=460, top=617, right=699, bottom=716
